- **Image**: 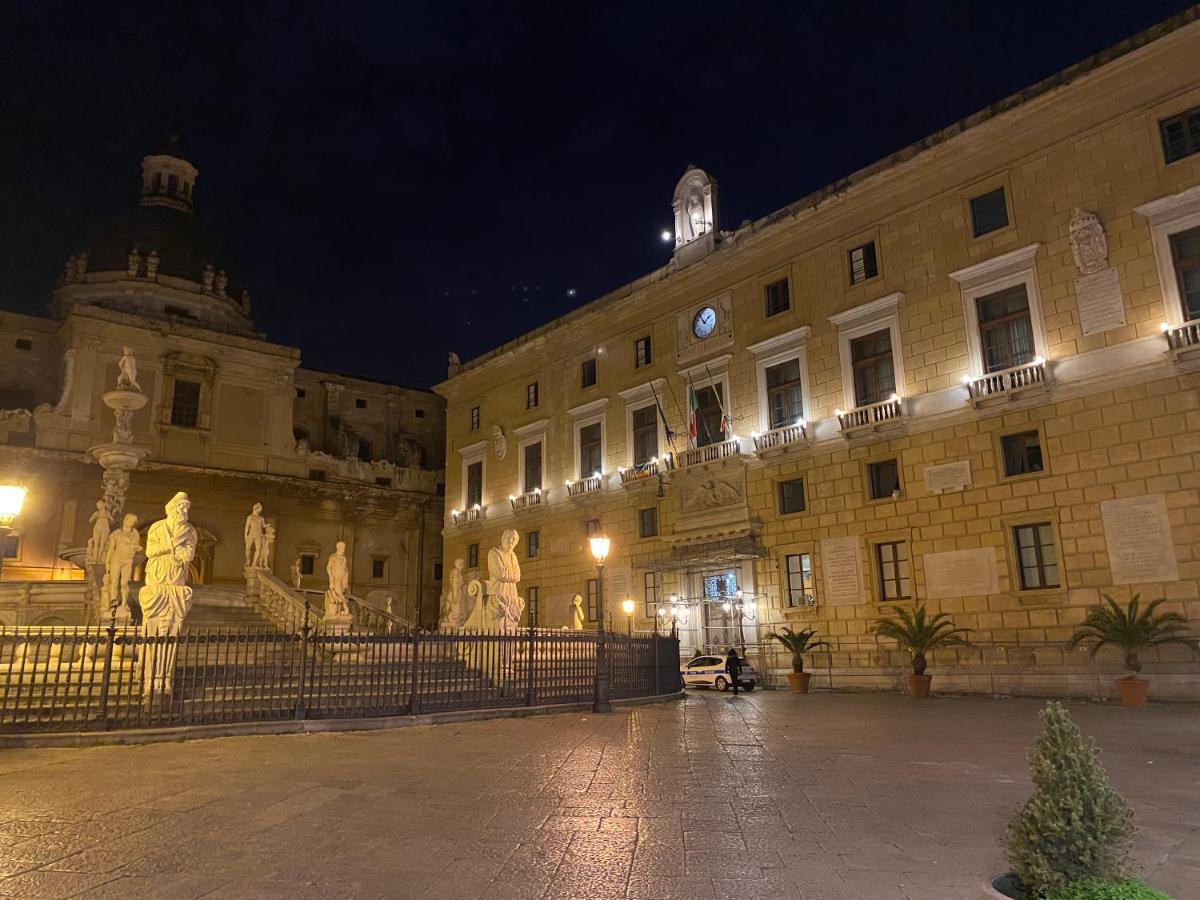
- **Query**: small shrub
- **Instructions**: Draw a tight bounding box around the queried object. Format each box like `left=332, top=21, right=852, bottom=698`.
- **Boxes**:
left=1006, top=702, right=1135, bottom=895
left=1045, top=877, right=1170, bottom=900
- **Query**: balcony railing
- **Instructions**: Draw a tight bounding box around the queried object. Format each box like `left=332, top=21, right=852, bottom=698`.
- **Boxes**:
left=837, top=397, right=905, bottom=436
left=753, top=422, right=808, bottom=454
left=676, top=438, right=742, bottom=469
left=619, top=455, right=675, bottom=486
left=509, top=489, right=543, bottom=512
left=1163, top=320, right=1200, bottom=360
left=966, top=359, right=1047, bottom=407
left=451, top=505, right=484, bottom=525
left=566, top=474, right=603, bottom=497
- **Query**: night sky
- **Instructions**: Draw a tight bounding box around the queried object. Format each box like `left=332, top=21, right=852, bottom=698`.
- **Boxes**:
left=1, top=1, right=1193, bottom=389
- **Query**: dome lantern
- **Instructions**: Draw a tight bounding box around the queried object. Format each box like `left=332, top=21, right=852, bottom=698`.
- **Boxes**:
left=140, top=136, right=197, bottom=214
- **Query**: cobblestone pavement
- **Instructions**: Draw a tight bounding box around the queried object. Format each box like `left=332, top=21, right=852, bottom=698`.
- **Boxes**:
left=0, top=691, right=1197, bottom=899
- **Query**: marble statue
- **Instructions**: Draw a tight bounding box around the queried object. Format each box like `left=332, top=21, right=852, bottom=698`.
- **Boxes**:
left=492, top=424, right=507, bottom=460
left=202, top=264, right=215, bottom=293
left=686, top=191, right=706, bottom=239
left=448, top=351, right=460, bottom=366
left=117, top=346, right=141, bottom=392
left=447, top=352, right=462, bottom=378
left=572, top=594, right=585, bottom=631
left=145, top=250, right=160, bottom=278
left=244, top=502, right=266, bottom=568
left=240, top=289, right=251, bottom=315
left=86, top=499, right=113, bottom=564
left=486, top=529, right=524, bottom=632
left=52, top=349, right=76, bottom=415
left=262, top=523, right=275, bottom=570
left=215, top=269, right=228, bottom=297
left=438, top=558, right=468, bottom=629
left=290, top=556, right=302, bottom=590
left=101, top=513, right=141, bottom=616
left=324, top=540, right=351, bottom=620
left=396, top=437, right=424, bottom=468
left=1070, top=208, right=1108, bottom=275
left=138, top=492, right=198, bottom=697
left=127, top=247, right=141, bottom=277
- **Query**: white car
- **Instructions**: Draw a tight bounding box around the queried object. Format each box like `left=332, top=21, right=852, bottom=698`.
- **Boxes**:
left=681, top=654, right=757, bottom=691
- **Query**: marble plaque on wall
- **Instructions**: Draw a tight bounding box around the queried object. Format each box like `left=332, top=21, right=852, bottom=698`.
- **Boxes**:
left=1102, top=494, right=1179, bottom=584
left=1075, top=268, right=1126, bottom=336
left=606, top=566, right=633, bottom=604
left=820, top=536, right=862, bottom=605
left=923, top=548, right=998, bottom=599
left=924, top=459, right=971, bottom=493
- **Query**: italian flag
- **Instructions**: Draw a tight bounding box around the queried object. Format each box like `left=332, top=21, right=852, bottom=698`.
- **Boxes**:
left=688, top=385, right=699, bottom=446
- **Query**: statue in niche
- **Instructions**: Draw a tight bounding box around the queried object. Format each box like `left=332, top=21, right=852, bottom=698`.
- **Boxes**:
left=492, top=424, right=507, bottom=460
left=1069, top=208, right=1108, bottom=275
left=102, top=513, right=142, bottom=616
left=290, top=556, right=302, bottom=590
left=138, top=492, right=197, bottom=634
left=244, top=502, right=266, bottom=568
left=686, top=190, right=706, bottom=239
left=572, top=594, right=585, bottom=631
left=325, top=540, right=351, bottom=620
left=487, top=530, right=524, bottom=632
left=86, top=499, right=113, bottom=564
left=396, top=437, right=424, bottom=468
left=447, top=352, right=461, bottom=378
left=262, top=523, right=276, bottom=570
left=438, top=557, right=468, bottom=629
left=117, top=347, right=141, bottom=392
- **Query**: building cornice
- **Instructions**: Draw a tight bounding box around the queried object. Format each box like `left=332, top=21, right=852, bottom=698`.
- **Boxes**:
left=948, top=244, right=1041, bottom=287
left=827, top=293, right=903, bottom=329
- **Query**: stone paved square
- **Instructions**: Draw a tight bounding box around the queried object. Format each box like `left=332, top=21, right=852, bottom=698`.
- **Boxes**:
left=0, top=691, right=1197, bottom=899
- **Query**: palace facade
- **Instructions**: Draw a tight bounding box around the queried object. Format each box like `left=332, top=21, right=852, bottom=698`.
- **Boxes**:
left=0, top=141, right=446, bottom=627
left=436, top=13, right=1200, bottom=696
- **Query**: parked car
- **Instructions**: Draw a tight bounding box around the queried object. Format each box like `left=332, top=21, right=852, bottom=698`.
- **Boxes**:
left=680, top=654, right=758, bottom=691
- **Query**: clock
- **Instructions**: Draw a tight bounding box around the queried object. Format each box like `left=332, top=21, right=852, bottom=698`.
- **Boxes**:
left=692, top=306, right=717, bottom=339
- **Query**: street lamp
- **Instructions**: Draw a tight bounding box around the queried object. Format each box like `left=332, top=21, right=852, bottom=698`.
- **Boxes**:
left=0, top=484, right=27, bottom=582
left=588, top=533, right=612, bottom=713
left=621, top=598, right=635, bottom=635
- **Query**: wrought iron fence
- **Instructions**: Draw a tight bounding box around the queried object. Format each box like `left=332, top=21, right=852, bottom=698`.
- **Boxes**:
left=0, top=624, right=681, bottom=734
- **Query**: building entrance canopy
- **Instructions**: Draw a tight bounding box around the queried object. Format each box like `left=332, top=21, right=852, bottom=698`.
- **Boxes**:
left=633, top=534, right=766, bottom=576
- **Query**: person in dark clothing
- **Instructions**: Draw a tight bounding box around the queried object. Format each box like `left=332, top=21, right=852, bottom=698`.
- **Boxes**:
left=725, top=647, right=742, bottom=696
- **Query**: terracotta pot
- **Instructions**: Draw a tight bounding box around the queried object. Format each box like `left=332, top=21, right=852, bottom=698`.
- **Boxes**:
left=787, top=672, right=811, bottom=694
left=1115, top=677, right=1149, bottom=707
left=906, top=674, right=932, bottom=698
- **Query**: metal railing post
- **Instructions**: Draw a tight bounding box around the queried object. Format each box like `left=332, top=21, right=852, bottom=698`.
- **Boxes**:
left=409, top=628, right=420, bottom=715
left=294, top=603, right=311, bottom=720
left=97, top=619, right=117, bottom=731
left=653, top=633, right=660, bottom=696
left=526, top=624, right=535, bottom=706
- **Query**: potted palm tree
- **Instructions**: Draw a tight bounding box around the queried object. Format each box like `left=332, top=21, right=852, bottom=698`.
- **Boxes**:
left=872, top=604, right=971, bottom=698
left=1067, top=594, right=1196, bottom=707
left=765, top=627, right=829, bottom=693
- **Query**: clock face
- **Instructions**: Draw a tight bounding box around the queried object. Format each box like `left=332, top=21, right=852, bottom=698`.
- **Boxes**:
left=692, top=306, right=717, bottom=339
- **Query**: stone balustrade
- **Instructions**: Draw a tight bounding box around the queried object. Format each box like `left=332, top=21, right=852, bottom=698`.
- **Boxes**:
left=451, top=506, right=485, bottom=525
left=566, top=474, right=604, bottom=497
left=675, top=438, right=741, bottom=469
left=752, top=422, right=808, bottom=455
left=509, top=489, right=543, bottom=512
left=836, top=397, right=905, bottom=436
left=1164, top=319, right=1200, bottom=362
left=618, top=455, right=675, bottom=486
left=966, top=359, right=1048, bottom=407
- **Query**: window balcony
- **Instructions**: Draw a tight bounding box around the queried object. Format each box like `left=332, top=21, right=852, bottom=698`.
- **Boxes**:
left=566, top=474, right=604, bottom=497
left=451, top=505, right=485, bottom=526
left=753, top=422, right=808, bottom=457
left=837, top=396, right=905, bottom=438
left=618, top=455, right=675, bottom=487
left=676, top=438, right=742, bottom=469
left=965, top=358, right=1048, bottom=409
left=1163, top=320, right=1200, bottom=366
left=509, top=489, right=543, bottom=512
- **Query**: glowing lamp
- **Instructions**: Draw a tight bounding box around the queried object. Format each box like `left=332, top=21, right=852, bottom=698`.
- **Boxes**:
left=0, top=484, right=26, bottom=529
left=621, top=599, right=635, bottom=617
left=889, top=393, right=900, bottom=403
left=588, top=535, right=611, bottom=564
left=961, top=374, right=973, bottom=385
left=657, top=607, right=666, bottom=617
left=834, top=409, right=844, bottom=417
left=1160, top=322, right=1171, bottom=333
left=1032, top=355, right=1045, bottom=366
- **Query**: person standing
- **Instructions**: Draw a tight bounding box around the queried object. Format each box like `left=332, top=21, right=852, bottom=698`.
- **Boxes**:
left=725, top=647, right=743, bottom=697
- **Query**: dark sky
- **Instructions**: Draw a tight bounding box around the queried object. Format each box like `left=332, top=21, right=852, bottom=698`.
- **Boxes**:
left=1, top=1, right=1193, bottom=389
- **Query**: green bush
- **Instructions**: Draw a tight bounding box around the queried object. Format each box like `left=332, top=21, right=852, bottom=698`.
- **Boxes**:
left=1045, top=877, right=1171, bottom=899
left=1006, top=702, right=1135, bottom=895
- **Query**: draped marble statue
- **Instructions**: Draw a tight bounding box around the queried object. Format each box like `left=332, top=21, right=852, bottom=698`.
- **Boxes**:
left=138, top=492, right=198, bottom=698
left=101, top=513, right=141, bottom=619
left=486, top=529, right=524, bottom=632
left=438, top=557, right=470, bottom=629
left=244, top=502, right=266, bottom=568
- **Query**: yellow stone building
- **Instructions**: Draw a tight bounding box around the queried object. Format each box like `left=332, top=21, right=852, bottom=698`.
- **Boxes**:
left=436, top=13, right=1200, bottom=697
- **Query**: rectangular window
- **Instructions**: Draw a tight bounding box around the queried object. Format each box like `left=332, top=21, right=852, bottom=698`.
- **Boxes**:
left=977, top=284, right=1035, bottom=373
left=849, top=330, right=895, bottom=406
left=296, top=387, right=306, bottom=399
left=867, top=459, right=901, bottom=500
left=1170, top=225, right=1200, bottom=322
left=467, top=543, right=479, bottom=569
left=639, top=507, right=658, bottom=538
left=526, top=530, right=540, bottom=558
left=170, top=379, right=201, bottom=427
left=1002, top=431, right=1044, bottom=478
left=970, top=187, right=1009, bottom=237
left=526, top=382, right=539, bottom=409
left=299, top=553, right=316, bottom=576
left=784, top=553, right=815, bottom=608
left=469, top=406, right=480, bottom=431
left=415, top=408, right=426, bottom=418
left=631, top=405, right=658, bottom=466
left=14, top=339, right=32, bottom=351
left=702, top=572, right=738, bottom=599
left=875, top=541, right=911, bottom=601
left=634, top=335, right=652, bottom=368
left=355, top=398, right=367, bottom=409
left=1160, top=105, right=1200, bottom=164
left=764, top=278, right=790, bottom=317
left=1013, top=523, right=1060, bottom=590
left=848, top=242, right=878, bottom=285
left=585, top=518, right=602, bottom=537
left=371, top=556, right=387, bottom=580
left=375, top=477, right=392, bottom=487
left=523, top=441, right=543, bottom=493
left=526, top=586, right=540, bottom=627
left=643, top=571, right=659, bottom=617
left=778, top=478, right=805, bottom=515
left=357, top=438, right=371, bottom=461
left=693, top=383, right=725, bottom=447
left=585, top=578, right=599, bottom=621
left=581, top=357, right=597, bottom=388
left=1, top=535, right=20, bottom=559
left=465, top=460, right=483, bottom=508
left=579, top=422, right=602, bottom=477
left=765, top=359, right=803, bottom=429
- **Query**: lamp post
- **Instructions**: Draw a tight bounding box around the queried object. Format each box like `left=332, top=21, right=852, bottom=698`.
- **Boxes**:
left=0, top=484, right=28, bottom=582
left=588, top=534, right=611, bottom=713
left=621, top=598, right=635, bottom=636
